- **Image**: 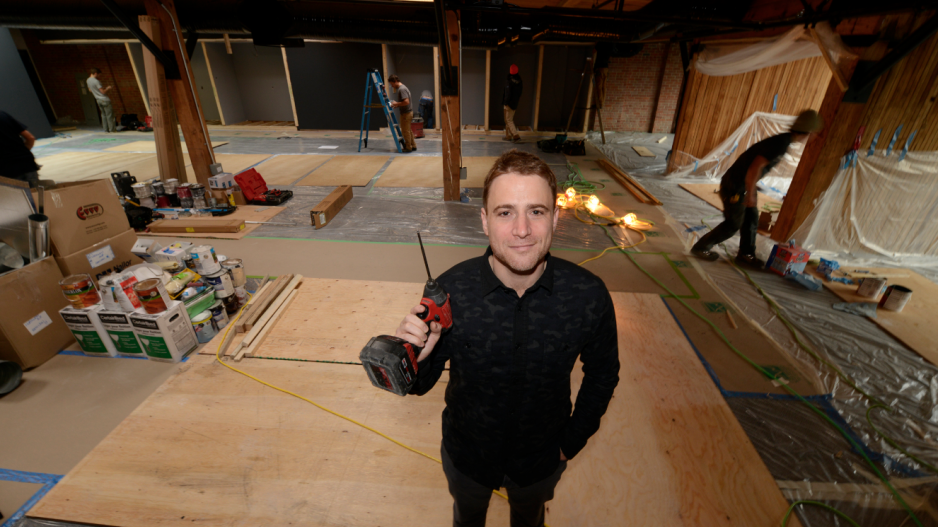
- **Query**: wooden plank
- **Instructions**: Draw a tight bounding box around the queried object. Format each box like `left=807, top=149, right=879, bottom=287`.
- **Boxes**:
left=433, top=46, right=441, bottom=132
left=533, top=45, right=543, bottom=131
left=201, top=41, right=226, bottom=125
left=241, top=289, right=299, bottom=359
left=598, top=159, right=647, bottom=204
left=679, top=183, right=781, bottom=213
left=143, top=206, right=285, bottom=240
left=125, top=42, right=150, bottom=116
left=231, top=279, right=274, bottom=336
left=29, top=292, right=798, bottom=527
left=440, top=11, right=461, bottom=201
left=138, top=15, right=186, bottom=183
left=252, top=154, right=332, bottom=186
left=296, top=155, right=388, bottom=187
left=281, top=48, right=300, bottom=128
left=238, top=275, right=302, bottom=351
left=806, top=266, right=938, bottom=366
left=598, top=159, right=662, bottom=205
left=632, top=146, right=655, bottom=157
left=239, top=275, right=290, bottom=333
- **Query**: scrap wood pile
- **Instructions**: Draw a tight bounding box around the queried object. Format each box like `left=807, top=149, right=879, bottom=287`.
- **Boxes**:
left=216, top=273, right=303, bottom=361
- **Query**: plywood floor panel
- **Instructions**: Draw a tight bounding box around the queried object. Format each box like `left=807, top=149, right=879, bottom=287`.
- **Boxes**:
left=84, top=154, right=192, bottom=183
left=185, top=154, right=272, bottom=180
left=296, top=155, right=389, bottom=187
left=679, top=183, right=780, bottom=212
left=253, top=154, right=332, bottom=186
left=462, top=156, right=498, bottom=187
left=374, top=156, right=443, bottom=187
left=806, top=265, right=938, bottom=366
left=33, top=284, right=798, bottom=527
left=104, top=140, right=228, bottom=153
left=35, top=151, right=156, bottom=183
left=145, top=206, right=286, bottom=240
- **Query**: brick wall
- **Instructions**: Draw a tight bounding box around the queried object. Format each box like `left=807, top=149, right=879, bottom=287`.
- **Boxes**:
left=602, top=42, right=684, bottom=134
left=22, top=31, right=148, bottom=124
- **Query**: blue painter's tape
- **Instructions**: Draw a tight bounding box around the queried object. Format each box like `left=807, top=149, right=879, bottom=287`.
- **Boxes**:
left=885, top=124, right=902, bottom=156
left=867, top=129, right=881, bottom=156
left=772, top=93, right=778, bottom=112
left=0, top=469, right=64, bottom=527
left=898, top=130, right=917, bottom=162
left=724, top=140, right=739, bottom=156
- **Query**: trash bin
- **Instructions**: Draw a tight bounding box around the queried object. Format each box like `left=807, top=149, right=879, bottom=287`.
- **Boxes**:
left=412, top=116, right=425, bottom=139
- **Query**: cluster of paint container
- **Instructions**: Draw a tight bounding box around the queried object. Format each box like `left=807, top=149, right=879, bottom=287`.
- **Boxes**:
left=131, top=179, right=212, bottom=209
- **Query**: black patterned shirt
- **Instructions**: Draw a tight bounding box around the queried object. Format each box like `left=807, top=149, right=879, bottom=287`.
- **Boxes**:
left=410, top=247, right=620, bottom=489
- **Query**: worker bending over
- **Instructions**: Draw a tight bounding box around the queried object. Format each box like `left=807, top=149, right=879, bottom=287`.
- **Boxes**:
left=388, top=74, right=417, bottom=153
left=396, top=150, right=620, bottom=527
left=691, top=109, right=823, bottom=267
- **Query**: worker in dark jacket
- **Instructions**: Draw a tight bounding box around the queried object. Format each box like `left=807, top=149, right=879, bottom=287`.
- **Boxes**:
left=503, top=65, right=523, bottom=143
left=691, top=109, right=823, bottom=268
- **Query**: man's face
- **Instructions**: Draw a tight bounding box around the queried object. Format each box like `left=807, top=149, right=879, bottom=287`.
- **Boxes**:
left=389, top=81, right=400, bottom=90
left=481, top=173, right=559, bottom=275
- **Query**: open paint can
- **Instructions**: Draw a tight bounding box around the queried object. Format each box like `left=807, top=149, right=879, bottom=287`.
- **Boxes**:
left=192, top=245, right=221, bottom=275
left=222, top=259, right=246, bottom=287
left=131, top=183, right=152, bottom=198
left=218, top=290, right=239, bottom=315
left=133, top=278, right=169, bottom=314
left=879, top=285, right=912, bottom=312
left=856, top=278, right=887, bottom=299
left=205, top=269, right=235, bottom=297
left=191, top=311, right=217, bottom=343
left=209, top=299, right=229, bottom=330
left=60, top=274, right=100, bottom=308
left=164, top=178, right=178, bottom=194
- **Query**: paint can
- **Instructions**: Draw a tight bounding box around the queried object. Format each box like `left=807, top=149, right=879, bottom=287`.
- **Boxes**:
left=217, top=254, right=228, bottom=263
left=209, top=299, right=229, bottom=330
left=191, top=311, right=217, bottom=343
left=190, top=183, right=206, bottom=199
left=856, top=277, right=887, bottom=299
left=139, top=196, right=155, bottom=208
left=233, top=285, right=248, bottom=306
left=879, top=285, right=912, bottom=312
left=164, top=178, right=178, bottom=194
left=131, top=183, right=152, bottom=198
left=192, top=245, right=221, bottom=275
left=133, top=278, right=170, bottom=314
left=205, top=269, right=235, bottom=297
left=177, top=184, right=194, bottom=208
left=184, top=253, right=197, bottom=271
left=192, top=197, right=207, bottom=209
left=151, top=181, right=165, bottom=196
left=156, top=195, right=171, bottom=208
left=218, top=290, right=239, bottom=315
left=60, top=274, right=100, bottom=308
left=222, top=258, right=246, bottom=287
left=100, top=277, right=121, bottom=311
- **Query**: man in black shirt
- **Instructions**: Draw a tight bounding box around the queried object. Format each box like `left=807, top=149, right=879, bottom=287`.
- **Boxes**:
left=0, top=111, right=42, bottom=187
left=395, top=149, right=620, bottom=527
left=691, top=109, right=823, bottom=268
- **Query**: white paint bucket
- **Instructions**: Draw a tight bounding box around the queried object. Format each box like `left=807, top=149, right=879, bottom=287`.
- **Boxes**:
left=205, top=269, right=234, bottom=297
left=191, top=311, right=217, bottom=343
left=879, top=285, right=912, bottom=312
left=192, top=245, right=221, bottom=275
left=856, top=278, right=887, bottom=299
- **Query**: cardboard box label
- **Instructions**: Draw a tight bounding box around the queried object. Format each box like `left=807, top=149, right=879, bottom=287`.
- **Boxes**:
left=108, top=330, right=144, bottom=355
left=99, top=311, right=145, bottom=356
left=86, top=245, right=115, bottom=268
left=319, top=213, right=326, bottom=225
left=136, top=333, right=173, bottom=359
left=23, top=311, right=53, bottom=336
left=72, top=329, right=109, bottom=354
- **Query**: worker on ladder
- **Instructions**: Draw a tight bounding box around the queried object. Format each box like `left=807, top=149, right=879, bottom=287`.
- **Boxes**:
left=388, top=75, right=416, bottom=153
left=503, top=64, right=523, bottom=143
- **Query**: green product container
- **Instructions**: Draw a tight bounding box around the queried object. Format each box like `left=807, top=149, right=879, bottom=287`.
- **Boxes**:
left=185, top=289, right=216, bottom=319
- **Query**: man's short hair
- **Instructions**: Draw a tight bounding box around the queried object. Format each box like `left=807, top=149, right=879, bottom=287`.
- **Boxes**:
left=388, top=74, right=400, bottom=83
left=89, top=68, right=101, bottom=74
left=482, top=149, right=557, bottom=209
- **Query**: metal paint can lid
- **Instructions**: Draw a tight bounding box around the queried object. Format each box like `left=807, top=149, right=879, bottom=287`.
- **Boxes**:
left=192, top=311, right=212, bottom=324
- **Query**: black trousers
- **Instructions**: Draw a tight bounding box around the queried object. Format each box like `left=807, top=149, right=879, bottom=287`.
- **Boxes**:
left=692, top=190, right=759, bottom=256
left=441, top=446, right=567, bottom=527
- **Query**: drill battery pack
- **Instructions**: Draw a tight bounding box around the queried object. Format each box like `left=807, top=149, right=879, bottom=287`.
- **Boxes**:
left=234, top=168, right=294, bottom=205
left=359, top=335, right=419, bottom=397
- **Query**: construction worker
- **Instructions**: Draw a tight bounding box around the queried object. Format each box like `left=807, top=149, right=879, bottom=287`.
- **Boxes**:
left=86, top=68, right=116, bottom=133
left=691, top=109, right=824, bottom=268
left=387, top=74, right=416, bottom=153
left=503, top=64, right=523, bottom=143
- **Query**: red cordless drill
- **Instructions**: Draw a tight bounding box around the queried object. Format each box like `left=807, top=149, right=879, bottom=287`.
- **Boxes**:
left=360, top=233, right=453, bottom=396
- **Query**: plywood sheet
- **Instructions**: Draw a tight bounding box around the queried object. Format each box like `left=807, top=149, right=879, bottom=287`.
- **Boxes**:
left=679, top=183, right=780, bottom=212
left=35, top=151, right=155, bottom=183
left=632, top=145, right=656, bottom=157
left=145, top=206, right=286, bottom=240
left=185, top=154, right=272, bottom=180
left=253, top=154, right=332, bottom=186
left=806, top=265, right=938, bottom=366
left=374, top=156, right=443, bottom=187
left=103, top=140, right=228, bottom=152
left=31, top=290, right=797, bottom=527
left=547, top=293, right=801, bottom=527
left=296, top=155, right=389, bottom=187
left=462, top=156, right=498, bottom=187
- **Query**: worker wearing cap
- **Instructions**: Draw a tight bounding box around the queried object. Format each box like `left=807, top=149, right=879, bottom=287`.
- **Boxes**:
left=503, top=65, right=523, bottom=143
left=691, top=109, right=823, bottom=268
left=388, top=74, right=417, bottom=153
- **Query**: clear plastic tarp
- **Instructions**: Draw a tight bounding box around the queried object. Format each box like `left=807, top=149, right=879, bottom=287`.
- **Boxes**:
left=793, top=151, right=938, bottom=267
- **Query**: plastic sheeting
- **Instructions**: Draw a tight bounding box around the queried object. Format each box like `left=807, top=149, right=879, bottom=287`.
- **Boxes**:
left=695, top=22, right=855, bottom=77
left=793, top=151, right=938, bottom=267
left=667, top=111, right=804, bottom=195
left=586, top=131, right=671, bottom=177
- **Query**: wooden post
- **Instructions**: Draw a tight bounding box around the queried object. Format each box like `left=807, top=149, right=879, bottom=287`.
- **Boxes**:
left=810, top=27, right=849, bottom=92
left=125, top=42, right=151, bottom=116
left=433, top=46, right=441, bottom=131
left=533, top=45, right=544, bottom=132
left=146, top=0, right=216, bottom=187
left=281, top=48, right=299, bottom=128
left=381, top=44, right=389, bottom=85
left=138, top=15, right=185, bottom=182
left=201, top=41, right=226, bottom=125
left=223, top=33, right=232, bottom=54
left=440, top=11, right=461, bottom=201
left=582, top=51, right=596, bottom=134
left=484, top=50, right=491, bottom=131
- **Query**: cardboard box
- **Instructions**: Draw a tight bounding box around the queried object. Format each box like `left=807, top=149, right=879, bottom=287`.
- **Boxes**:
left=310, top=185, right=353, bottom=229
left=54, top=228, right=142, bottom=282
left=32, top=180, right=131, bottom=256
left=59, top=304, right=119, bottom=358
left=131, top=239, right=162, bottom=262
left=0, top=257, right=75, bottom=369
left=130, top=301, right=198, bottom=363
left=208, top=173, right=236, bottom=190
left=230, top=190, right=247, bottom=206
left=97, top=309, right=147, bottom=358
left=148, top=219, right=246, bottom=234
left=210, top=189, right=234, bottom=207
left=155, top=245, right=189, bottom=266
left=766, top=242, right=811, bottom=277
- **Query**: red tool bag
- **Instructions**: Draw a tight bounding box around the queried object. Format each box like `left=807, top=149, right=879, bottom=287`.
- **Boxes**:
left=234, top=168, right=268, bottom=202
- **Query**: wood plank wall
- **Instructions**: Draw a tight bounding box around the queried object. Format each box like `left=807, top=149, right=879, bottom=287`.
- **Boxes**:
left=670, top=56, right=832, bottom=164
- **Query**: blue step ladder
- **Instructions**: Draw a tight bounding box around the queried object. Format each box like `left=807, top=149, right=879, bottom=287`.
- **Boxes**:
left=359, top=69, right=404, bottom=153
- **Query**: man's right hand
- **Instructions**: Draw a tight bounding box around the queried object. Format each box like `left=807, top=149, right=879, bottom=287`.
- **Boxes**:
left=395, top=304, right=443, bottom=362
